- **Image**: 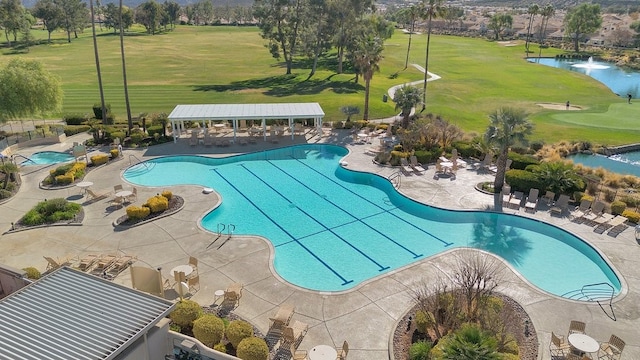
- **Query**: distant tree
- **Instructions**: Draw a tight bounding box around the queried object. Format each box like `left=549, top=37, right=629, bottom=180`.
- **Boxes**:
left=608, top=28, right=634, bottom=47
left=162, top=0, right=180, bottom=29
left=340, top=106, right=360, bottom=122
left=631, top=21, right=640, bottom=47
left=488, top=13, right=512, bottom=40
left=1, top=0, right=27, bottom=46
left=398, top=5, right=418, bottom=70
left=442, top=5, right=464, bottom=32
left=537, top=3, right=555, bottom=56
left=32, top=0, right=63, bottom=43
left=564, top=3, right=602, bottom=52
left=135, top=0, right=164, bottom=34
left=419, top=0, right=444, bottom=111
left=103, top=3, right=133, bottom=33
left=0, top=58, right=63, bottom=123
left=393, top=85, right=422, bottom=129
left=300, top=0, right=332, bottom=77
left=352, top=33, right=383, bottom=121
left=19, top=13, right=36, bottom=51
left=524, top=3, right=539, bottom=54
left=329, top=0, right=373, bottom=74
left=54, top=0, right=88, bottom=42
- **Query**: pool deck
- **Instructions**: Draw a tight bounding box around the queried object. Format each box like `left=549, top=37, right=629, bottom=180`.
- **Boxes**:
left=1, top=131, right=639, bottom=360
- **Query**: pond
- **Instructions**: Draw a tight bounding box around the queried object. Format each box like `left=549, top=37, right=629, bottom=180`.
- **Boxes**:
left=569, top=151, right=640, bottom=177
left=528, top=57, right=640, bottom=98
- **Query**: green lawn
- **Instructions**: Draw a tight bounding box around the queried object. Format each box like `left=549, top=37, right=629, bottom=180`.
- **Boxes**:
left=3, top=25, right=638, bottom=145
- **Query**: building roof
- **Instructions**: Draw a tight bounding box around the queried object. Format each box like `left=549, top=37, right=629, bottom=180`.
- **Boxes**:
left=168, top=103, right=325, bottom=121
left=0, top=267, right=175, bottom=360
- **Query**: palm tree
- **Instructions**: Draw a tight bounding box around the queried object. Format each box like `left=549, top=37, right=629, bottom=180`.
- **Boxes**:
left=353, top=35, right=383, bottom=121
left=537, top=4, right=555, bottom=57
left=419, top=0, right=442, bottom=112
left=485, top=107, right=533, bottom=193
left=403, top=5, right=418, bottom=70
left=524, top=4, right=539, bottom=54
left=88, top=0, right=107, bottom=124
left=393, top=85, right=423, bottom=128
left=119, top=0, right=133, bottom=132
left=0, top=163, right=19, bottom=189
left=533, top=161, right=585, bottom=196
left=441, top=323, right=501, bottom=360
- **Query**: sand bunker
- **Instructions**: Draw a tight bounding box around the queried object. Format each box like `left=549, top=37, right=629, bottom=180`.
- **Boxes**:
left=537, top=103, right=583, bottom=111
left=497, top=41, right=518, bottom=47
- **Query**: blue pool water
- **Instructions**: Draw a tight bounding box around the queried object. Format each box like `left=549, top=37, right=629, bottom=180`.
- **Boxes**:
left=21, top=151, right=74, bottom=166
left=123, top=145, right=620, bottom=296
left=569, top=152, right=640, bottom=178
left=528, top=57, right=640, bottom=98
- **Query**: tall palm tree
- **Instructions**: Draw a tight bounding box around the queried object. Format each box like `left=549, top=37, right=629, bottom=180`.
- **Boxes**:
left=403, top=5, right=418, bottom=70
left=524, top=3, right=539, bottom=54
left=119, top=0, right=132, bottom=131
left=393, top=85, right=423, bottom=128
left=537, top=4, right=555, bottom=57
left=485, top=107, right=533, bottom=193
left=89, top=0, right=107, bottom=124
left=353, top=35, right=383, bottom=121
left=419, top=0, right=442, bottom=112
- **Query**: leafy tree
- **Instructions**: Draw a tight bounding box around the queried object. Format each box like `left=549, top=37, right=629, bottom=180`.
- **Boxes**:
left=488, top=13, right=512, bottom=40
left=329, top=0, right=373, bottom=74
left=440, top=323, right=501, bottom=360
left=352, top=33, right=383, bottom=121
left=19, top=13, right=36, bottom=51
left=484, top=107, right=533, bottom=194
left=441, top=5, right=464, bottom=32
left=564, top=3, right=602, bottom=53
left=340, top=106, right=359, bottom=121
left=393, top=85, right=423, bottom=129
left=162, top=0, right=180, bottom=29
left=253, top=0, right=304, bottom=75
left=300, top=0, right=332, bottom=77
left=524, top=4, right=538, bottom=54
left=0, top=58, right=63, bottom=122
left=135, top=0, right=164, bottom=34
left=54, top=0, right=88, bottom=42
left=419, top=0, right=443, bottom=111
left=0, top=163, right=19, bottom=189
left=103, top=3, right=133, bottom=33
left=1, top=0, right=27, bottom=46
left=32, top=0, right=63, bottom=43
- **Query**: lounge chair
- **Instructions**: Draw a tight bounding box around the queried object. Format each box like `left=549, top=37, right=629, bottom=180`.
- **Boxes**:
left=606, top=216, right=628, bottom=237
left=224, top=282, right=243, bottom=307
left=508, top=191, right=524, bottom=209
left=290, top=344, right=307, bottom=360
left=582, top=201, right=605, bottom=225
left=598, top=334, right=625, bottom=360
left=572, top=199, right=593, bottom=222
left=336, top=340, right=349, bottom=360
left=501, top=185, right=512, bottom=208
left=269, top=304, right=295, bottom=329
left=568, top=320, right=586, bottom=336
left=409, top=155, right=427, bottom=173
left=542, top=190, right=555, bottom=206
left=475, top=153, right=492, bottom=172
left=239, top=138, right=248, bottom=146
left=189, top=132, right=198, bottom=146
left=111, top=195, right=125, bottom=208
left=550, top=194, right=570, bottom=216
left=281, top=320, right=308, bottom=348
left=549, top=332, right=571, bottom=357
left=86, top=189, right=109, bottom=201
left=105, top=255, right=135, bottom=279
left=400, top=158, right=413, bottom=175
left=44, top=256, right=72, bottom=272
left=91, top=254, right=118, bottom=276
left=77, top=254, right=99, bottom=271
left=203, top=133, right=214, bottom=147
left=524, top=188, right=539, bottom=213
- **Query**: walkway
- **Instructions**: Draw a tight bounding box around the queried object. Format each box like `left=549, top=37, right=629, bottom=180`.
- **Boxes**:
left=0, top=131, right=638, bottom=360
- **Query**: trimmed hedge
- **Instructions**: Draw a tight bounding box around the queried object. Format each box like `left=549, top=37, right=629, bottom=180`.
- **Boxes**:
left=508, top=152, right=539, bottom=170
left=126, top=206, right=150, bottom=220
left=193, top=314, right=225, bottom=347
left=90, top=154, right=109, bottom=166
left=504, top=169, right=544, bottom=193
left=227, top=320, right=254, bottom=348
left=236, top=337, right=269, bottom=360
left=145, top=195, right=168, bottom=213
left=610, top=200, right=626, bottom=215
left=64, top=125, right=91, bottom=137
left=622, top=210, right=640, bottom=223
left=169, top=300, right=203, bottom=328
left=63, top=113, right=88, bottom=125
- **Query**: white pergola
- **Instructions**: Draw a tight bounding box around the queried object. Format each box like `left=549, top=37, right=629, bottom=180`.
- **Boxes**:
left=167, top=103, right=325, bottom=143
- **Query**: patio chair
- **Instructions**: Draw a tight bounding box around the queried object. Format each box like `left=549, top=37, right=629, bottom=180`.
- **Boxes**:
left=111, top=195, right=125, bottom=208
left=114, top=184, right=123, bottom=193
left=105, top=255, right=136, bottom=279
left=606, top=216, right=629, bottom=237
left=189, top=132, right=198, bottom=146
left=281, top=320, right=308, bottom=348
left=549, top=332, right=571, bottom=357
left=77, top=254, right=99, bottom=271
left=508, top=191, right=524, bottom=209
left=582, top=201, right=606, bottom=225
left=126, top=187, right=138, bottom=203
left=44, top=256, right=72, bottom=272
left=543, top=190, right=555, bottom=205
left=598, top=334, right=625, bottom=360
left=524, top=188, right=539, bottom=213
left=91, top=254, right=118, bottom=276
left=400, top=158, right=413, bottom=176
left=592, top=212, right=615, bottom=233
left=224, top=282, right=243, bottom=307
left=188, top=256, right=198, bottom=275
left=568, top=320, right=586, bottom=336
left=550, top=194, right=570, bottom=216
left=290, top=343, right=307, bottom=360
left=86, top=189, right=109, bottom=201
left=572, top=199, right=593, bottom=222
left=336, top=340, right=349, bottom=360
left=269, top=303, right=295, bottom=329
left=187, top=274, right=200, bottom=293
left=409, top=155, right=427, bottom=173
left=203, top=133, right=214, bottom=147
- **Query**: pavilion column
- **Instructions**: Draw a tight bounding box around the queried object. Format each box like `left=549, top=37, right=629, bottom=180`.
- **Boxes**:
left=171, top=120, right=177, bottom=143
left=289, top=118, right=294, bottom=140
left=262, top=119, right=267, bottom=142
left=232, top=118, right=237, bottom=142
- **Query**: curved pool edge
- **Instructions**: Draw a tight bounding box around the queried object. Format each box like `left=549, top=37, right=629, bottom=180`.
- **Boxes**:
left=120, top=145, right=626, bottom=301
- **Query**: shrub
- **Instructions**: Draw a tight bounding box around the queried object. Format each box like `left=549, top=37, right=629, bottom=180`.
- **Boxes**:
left=193, top=314, right=225, bottom=347
left=145, top=195, right=169, bottom=213
left=409, top=340, right=432, bottom=360
left=603, top=189, right=616, bottom=202
left=161, top=190, right=173, bottom=200
left=610, top=200, right=627, bottom=215
left=414, top=310, right=431, bottom=334
left=414, top=149, right=440, bottom=164
left=236, top=337, right=269, bottom=360
left=620, top=195, right=640, bottom=207
left=622, top=210, right=640, bottom=223
left=213, top=343, right=227, bottom=353
left=126, top=206, right=151, bottom=220
left=63, top=113, right=88, bottom=125
left=92, top=103, right=112, bottom=120
left=579, top=194, right=594, bottom=202
left=22, top=209, right=45, bottom=225
left=508, top=152, right=539, bottom=170
left=389, top=151, right=409, bottom=166
left=147, top=125, right=164, bottom=137
left=0, top=189, right=12, bottom=199
left=227, top=320, right=254, bottom=348
left=169, top=299, right=203, bottom=328
left=64, top=125, right=91, bottom=136
left=90, top=154, right=109, bottom=166
left=51, top=163, right=74, bottom=177
left=22, top=267, right=41, bottom=279
left=110, top=149, right=120, bottom=159
left=21, top=198, right=81, bottom=225
left=130, top=132, right=146, bottom=145
left=55, top=173, right=75, bottom=185
left=504, top=169, right=544, bottom=193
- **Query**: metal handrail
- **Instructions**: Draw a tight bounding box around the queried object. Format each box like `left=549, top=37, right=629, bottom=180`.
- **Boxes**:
left=580, top=282, right=616, bottom=321
left=388, top=171, right=402, bottom=189
left=129, top=154, right=149, bottom=168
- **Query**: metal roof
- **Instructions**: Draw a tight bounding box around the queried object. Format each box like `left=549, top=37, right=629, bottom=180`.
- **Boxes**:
left=168, top=103, right=325, bottom=121
left=0, top=267, right=175, bottom=360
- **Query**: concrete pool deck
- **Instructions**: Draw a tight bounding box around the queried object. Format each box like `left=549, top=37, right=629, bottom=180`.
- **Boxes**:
left=1, top=131, right=638, bottom=359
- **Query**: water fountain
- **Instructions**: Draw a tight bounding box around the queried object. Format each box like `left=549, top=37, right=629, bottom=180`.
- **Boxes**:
left=571, top=56, right=610, bottom=70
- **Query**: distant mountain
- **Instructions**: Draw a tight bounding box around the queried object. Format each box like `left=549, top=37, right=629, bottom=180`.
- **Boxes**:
left=466, top=0, right=639, bottom=8
left=23, top=0, right=253, bottom=9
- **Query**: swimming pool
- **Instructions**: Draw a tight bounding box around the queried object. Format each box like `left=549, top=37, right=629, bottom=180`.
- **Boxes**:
left=20, top=151, right=74, bottom=166
left=123, top=145, right=621, bottom=297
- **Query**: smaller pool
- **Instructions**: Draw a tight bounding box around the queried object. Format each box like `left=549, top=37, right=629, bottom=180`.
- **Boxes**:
left=20, top=151, right=75, bottom=166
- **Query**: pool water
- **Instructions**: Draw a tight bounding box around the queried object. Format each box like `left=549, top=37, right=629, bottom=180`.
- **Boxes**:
left=123, top=145, right=621, bottom=296
left=569, top=152, right=640, bottom=178
left=20, top=151, right=74, bottom=166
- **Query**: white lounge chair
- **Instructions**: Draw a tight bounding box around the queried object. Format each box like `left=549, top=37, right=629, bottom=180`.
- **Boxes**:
left=508, top=191, right=524, bottom=209
left=501, top=185, right=511, bottom=207
left=582, top=201, right=606, bottom=225
left=524, top=188, right=539, bottom=213
left=409, top=156, right=427, bottom=174
left=400, top=158, right=413, bottom=175
left=550, top=194, right=570, bottom=216
left=573, top=199, right=592, bottom=222
left=606, top=215, right=628, bottom=237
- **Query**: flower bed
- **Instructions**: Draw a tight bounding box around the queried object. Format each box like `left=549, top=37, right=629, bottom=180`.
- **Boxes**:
left=113, top=195, right=184, bottom=229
